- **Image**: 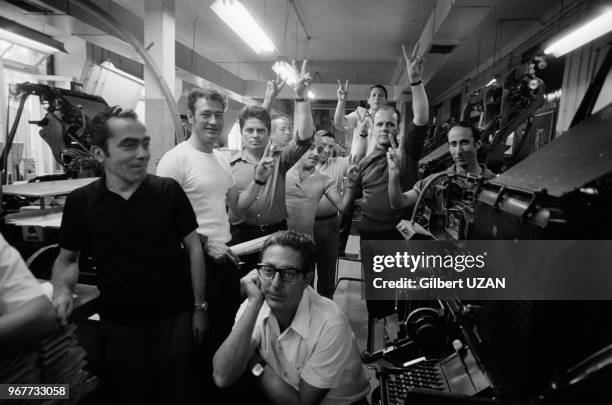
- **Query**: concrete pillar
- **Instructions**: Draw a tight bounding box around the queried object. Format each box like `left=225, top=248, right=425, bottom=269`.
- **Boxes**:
left=144, top=0, right=175, bottom=171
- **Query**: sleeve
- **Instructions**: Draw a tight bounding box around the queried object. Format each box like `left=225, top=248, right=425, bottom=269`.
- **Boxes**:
left=220, top=153, right=237, bottom=188
left=412, top=176, right=435, bottom=201
left=156, top=150, right=184, bottom=185
left=344, top=110, right=359, bottom=130
left=323, top=175, right=336, bottom=196
left=300, top=321, right=356, bottom=389
left=401, top=121, right=429, bottom=162
left=399, top=121, right=429, bottom=189
left=59, top=190, right=87, bottom=252
left=279, top=138, right=312, bottom=173
left=0, top=234, right=45, bottom=315
left=170, top=179, right=198, bottom=239
left=412, top=178, right=426, bottom=194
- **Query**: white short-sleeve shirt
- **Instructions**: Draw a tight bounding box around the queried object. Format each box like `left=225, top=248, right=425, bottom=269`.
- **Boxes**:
left=157, top=140, right=236, bottom=244
left=344, top=107, right=377, bottom=156
left=0, top=233, right=46, bottom=315
left=235, top=286, right=370, bottom=405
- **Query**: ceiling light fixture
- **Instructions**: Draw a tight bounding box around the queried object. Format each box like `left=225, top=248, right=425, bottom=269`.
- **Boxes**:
left=0, top=16, right=65, bottom=54
left=486, top=78, right=497, bottom=87
left=210, top=0, right=277, bottom=55
left=272, top=60, right=298, bottom=85
left=544, top=9, right=612, bottom=57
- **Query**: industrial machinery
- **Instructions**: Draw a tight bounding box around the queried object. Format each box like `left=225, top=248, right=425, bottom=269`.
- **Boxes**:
left=379, top=49, right=612, bottom=405
left=0, top=82, right=108, bottom=186
left=418, top=60, right=547, bottom=178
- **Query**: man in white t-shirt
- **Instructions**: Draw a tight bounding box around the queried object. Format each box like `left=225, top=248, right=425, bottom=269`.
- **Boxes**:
left=157, top=88, right=275, bottom=393
left=158, top=88, right=273, bottom=263
left=1, top=233, right=57, bottom=356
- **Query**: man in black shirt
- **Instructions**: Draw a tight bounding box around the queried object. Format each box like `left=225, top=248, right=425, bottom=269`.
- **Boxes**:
left=51, top=107, right=206, bottom=404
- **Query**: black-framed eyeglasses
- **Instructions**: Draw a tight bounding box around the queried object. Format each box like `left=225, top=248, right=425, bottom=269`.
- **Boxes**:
left=257, top=263, right=304, bottom=283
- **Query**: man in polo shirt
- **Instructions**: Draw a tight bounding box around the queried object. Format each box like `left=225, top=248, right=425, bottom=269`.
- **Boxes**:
left=343, top=44, right=429, bottom=240
left=342, top=45, right=428, bottom=324
left=286, top=138, right=343, bottom=237
left=388, top=121, right=495, bottom=210
left=285, top=138, right=344, bottom=299
left=51, top=107, right=205, bottom=403
left=312, top=130, right=352, bottom=298
left=230, top=60, right=315, bottom=272
left=213, top=230, right=370, bottom=405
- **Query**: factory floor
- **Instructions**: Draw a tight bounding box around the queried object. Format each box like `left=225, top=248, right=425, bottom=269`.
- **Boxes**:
left=329, top=235, right=379, bottom=400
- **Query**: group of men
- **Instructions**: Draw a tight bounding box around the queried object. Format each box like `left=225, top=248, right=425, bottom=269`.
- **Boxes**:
left=0, top=41, right=494, bottom=405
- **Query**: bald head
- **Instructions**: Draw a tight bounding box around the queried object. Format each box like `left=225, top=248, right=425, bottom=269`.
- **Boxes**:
left=373, top=106, right=399, bottom=149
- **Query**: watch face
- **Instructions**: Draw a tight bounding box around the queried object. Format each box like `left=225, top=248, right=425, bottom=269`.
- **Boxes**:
left=251, top=363, right=265, bottom=377
left=195, top=302, right=208, bottom=311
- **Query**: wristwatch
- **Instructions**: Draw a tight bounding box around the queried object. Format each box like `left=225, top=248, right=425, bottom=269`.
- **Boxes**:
left=249, top=349, right=267, bottom=378
left=194, top=302, right=208, bottom=311
left=251, top=362, right=266, bottom=377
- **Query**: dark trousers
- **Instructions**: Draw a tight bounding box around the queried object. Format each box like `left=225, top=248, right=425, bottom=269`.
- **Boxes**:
left=314, top=215, right=340, bottom=299
left=100, top=311, right=193, bottom=405
left=338, top=206, right=353, bottom=254
left=193, top=252, right=242, bottom=399
left=231, top=220, right=287, bottom=277
left=359, top=227, right=408, bottom=350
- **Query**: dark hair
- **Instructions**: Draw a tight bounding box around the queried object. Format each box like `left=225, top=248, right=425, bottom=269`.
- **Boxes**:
left=239, top=106, right=272, bottom=134
left=88, top=106, right=140, bottom=153
left=369, top=84, right=388, bottom=99
left=315, top=129, right=334, bottom=140
left=449, top=120, right=481, bottom=142
left=373, top=105, right=402, bottom=125
left=260, top=230, right=317, bottom=273
left=187, top=88, right=226, bottom=115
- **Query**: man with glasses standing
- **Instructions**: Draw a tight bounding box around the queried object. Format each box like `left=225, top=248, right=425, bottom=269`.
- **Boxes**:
left=213, top=230, right=369, bottom=405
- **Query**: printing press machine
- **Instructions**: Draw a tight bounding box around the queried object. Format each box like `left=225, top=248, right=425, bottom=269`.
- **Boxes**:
left=370, top=51, right=612, bottom=405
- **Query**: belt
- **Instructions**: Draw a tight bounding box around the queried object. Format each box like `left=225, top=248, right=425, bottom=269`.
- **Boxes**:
left=237, top=220, right=287, bottom=232
left=315, top=212, right=338, bottom=221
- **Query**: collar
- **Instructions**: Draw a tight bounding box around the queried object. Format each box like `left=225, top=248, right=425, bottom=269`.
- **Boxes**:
left=89, top=174, right=150, bottom=204
left=448, top=163, right=491, bottom=177
left=262, top=286, right=312, bottom=339
left=89, top=176, right=107, bottom=204
left=230, top=148, right=271, bottom=165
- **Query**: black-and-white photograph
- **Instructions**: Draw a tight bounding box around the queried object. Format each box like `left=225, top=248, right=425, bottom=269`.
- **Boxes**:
left=1, top=0, right=612, bottom=404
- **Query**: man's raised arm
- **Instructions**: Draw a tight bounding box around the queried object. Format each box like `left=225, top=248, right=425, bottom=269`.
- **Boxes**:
left=333, top=80, right=349, bottom=130
left=294, top=60, right=314, bottom=141
left=403, top=44, right=428, bottom=126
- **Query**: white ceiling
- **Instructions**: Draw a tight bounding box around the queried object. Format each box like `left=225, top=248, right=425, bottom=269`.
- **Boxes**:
left=114, top=0, right=434, bottom=85
left=113, top=0, right=569, bottom=100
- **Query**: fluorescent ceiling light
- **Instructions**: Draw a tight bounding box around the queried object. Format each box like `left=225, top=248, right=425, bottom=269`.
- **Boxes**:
left=0, top=16, right=65, bottom=54
left=272, top=61, right=298, bottom=85
left=486, top=78, right=497, bottom=86
left=544, top=9, right=612, bottom=57
left=211, top=0, right=277, bottom=55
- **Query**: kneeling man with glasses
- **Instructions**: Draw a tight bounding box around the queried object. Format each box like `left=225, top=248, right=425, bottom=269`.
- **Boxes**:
left=213, top=230, right=370, bottom=405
